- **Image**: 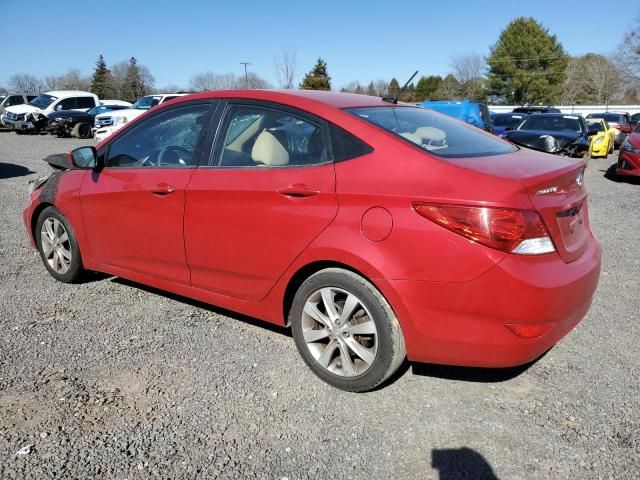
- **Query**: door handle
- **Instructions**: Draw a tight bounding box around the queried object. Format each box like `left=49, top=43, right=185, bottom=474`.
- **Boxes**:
left=277, top=184, right=320, bottom=198
left=149, top=184, right=175, bottom=195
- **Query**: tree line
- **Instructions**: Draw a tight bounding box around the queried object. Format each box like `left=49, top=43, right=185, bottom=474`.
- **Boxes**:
left=2, top=15, right=639, bottom=105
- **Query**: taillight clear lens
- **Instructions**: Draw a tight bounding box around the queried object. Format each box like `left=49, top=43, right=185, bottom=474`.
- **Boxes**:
left=413, top=203, right=555, bottom=255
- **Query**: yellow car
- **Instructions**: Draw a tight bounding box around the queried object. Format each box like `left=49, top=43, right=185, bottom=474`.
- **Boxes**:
left=586, top=118, right=615, bottom=158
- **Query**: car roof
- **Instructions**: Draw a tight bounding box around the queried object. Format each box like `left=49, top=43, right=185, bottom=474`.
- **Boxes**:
left=44, top=90, right=97, bottom=97
left=178, top=89, right=396, bottom=109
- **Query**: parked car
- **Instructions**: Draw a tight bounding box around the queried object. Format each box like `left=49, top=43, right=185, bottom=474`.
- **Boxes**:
left=418, top=100, right=494, bottom=133
left=24, top=90, right=601, bottom=392
left=501, top=113, right=592, bottom=157
left=617, top=123, right=640, bottom=177
left=491, top=112, right=528, bottom=135
left=512, top=106, right=562, bottom=114
left=585, top=118, right=615, bottom=158
left=2, top=91, right=99, bottom=133
left=47, top=101, right=132, bottom=138
left=93, top=93, right=187, bottom=141
left=0, top=93, right=37, bottom=122
left=585, top=112, right=633, bottom=148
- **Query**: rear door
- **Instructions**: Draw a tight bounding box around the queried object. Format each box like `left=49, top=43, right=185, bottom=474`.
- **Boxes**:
left=184, top=101, right=338, bottom=301
left=80, top=102, right=216, bottom=283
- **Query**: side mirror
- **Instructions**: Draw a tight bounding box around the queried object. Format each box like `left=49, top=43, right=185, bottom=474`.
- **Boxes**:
left=56, top=105, right=63, bottom=111
left=69, top=146, right=98, bottom=169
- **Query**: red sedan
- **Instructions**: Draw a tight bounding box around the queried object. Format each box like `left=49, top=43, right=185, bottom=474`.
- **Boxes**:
left=617, top=124, right=640, bottom=177
left=23, top=90, right=601, bottom=391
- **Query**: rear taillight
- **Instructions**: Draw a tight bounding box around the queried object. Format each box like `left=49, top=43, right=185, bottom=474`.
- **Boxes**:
left=413, top=203, right=555, bottom=255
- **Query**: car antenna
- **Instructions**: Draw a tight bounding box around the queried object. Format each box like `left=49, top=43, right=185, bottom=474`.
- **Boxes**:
left=383, top=70, right=418, bottom=104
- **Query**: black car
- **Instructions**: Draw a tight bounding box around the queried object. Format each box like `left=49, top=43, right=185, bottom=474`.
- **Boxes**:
left=47, top=104, right=129, bottom=139
left=501, top=113, right=593, bottom=157
left=512, top=106, right=561, bottom=114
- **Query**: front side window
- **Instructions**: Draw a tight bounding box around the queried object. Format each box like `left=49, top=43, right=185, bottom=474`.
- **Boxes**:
left=347, top=106, right=516, bottom=158
left=6, top=95, right=25, bottom=107
left=57, top=98, right=77, bottom=110
left=106, top=104, right=210, bottom=168
left=217, top=105, right=327, bottom=167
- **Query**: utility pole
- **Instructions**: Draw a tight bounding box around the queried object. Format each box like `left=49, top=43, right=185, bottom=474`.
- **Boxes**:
left=240, top=62, right=251, bottom=89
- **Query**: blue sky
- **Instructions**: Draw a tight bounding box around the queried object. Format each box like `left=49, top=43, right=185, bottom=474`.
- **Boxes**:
left=2, top=0, right=633, bottom=91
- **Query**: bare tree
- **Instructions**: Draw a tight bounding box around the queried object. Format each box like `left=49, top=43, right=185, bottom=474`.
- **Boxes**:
left=584, top=55, right=622, bottom=104
left=560, top=57, right=585, bottom=105
left=244, top=72, right=272, bottom=89
left=8, top=73, right=43, bottom=94
left=274, top=49, right=297, bottom=89
left=189, top=72, right=240, bottom=91
left=450, top=53, right=485, bottom=98
left=374, top=79, right=389, bottom=97
left=614, top=16, right=640, bottom=102
left=0, top=85, right=7, bottom=94
left=57, top=69, right=91, bottom=91
left=154, top=84, right=182, bottom=94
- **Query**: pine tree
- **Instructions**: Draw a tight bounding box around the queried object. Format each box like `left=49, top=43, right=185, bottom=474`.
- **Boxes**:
left=366, top=81, right=377, bottom=96
left=487, top=17, right=568, bottom=104
left=387, top=78, right=400, bottom=98
left=415, top=75, right=443, bottom=101
left=90, top=55, right=113, bottom=99
left=299, top=58, right=331, bottom=90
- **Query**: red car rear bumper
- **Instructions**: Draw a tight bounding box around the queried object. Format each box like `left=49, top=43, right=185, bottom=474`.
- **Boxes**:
left=617, top=149, right=640, bottom=177
left=381, top=234, right=601, bottom=367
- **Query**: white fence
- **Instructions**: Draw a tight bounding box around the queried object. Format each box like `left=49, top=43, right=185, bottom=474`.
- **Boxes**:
left=489, top=105, right=640, bottom=116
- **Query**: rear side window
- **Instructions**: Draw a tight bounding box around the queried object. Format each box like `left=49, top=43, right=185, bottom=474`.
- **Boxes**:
left=329, top=124, right=372, bottom=161
left=216, top=105, right=328, bottom=167
left=347, top=106, right=516, bottom=159
left=6, top=95, right=25, bottom=107
left=76, top=97, right=96, bottom=109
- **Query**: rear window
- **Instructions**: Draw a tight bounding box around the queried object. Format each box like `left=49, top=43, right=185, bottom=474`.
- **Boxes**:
left=588, top=113, right=622, bottom=123
left=346, top=106, right=516, bottom=158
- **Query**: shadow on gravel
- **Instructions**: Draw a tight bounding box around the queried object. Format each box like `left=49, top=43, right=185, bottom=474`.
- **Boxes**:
left=602, top=164, right=640, bottom=184
left=432, top=447, right=498, bottom=480
left=111, top=278, right=292, bottom=337
left=0, top=162, right=34, bottom=179
left=411, top=351, right=547, bottom=383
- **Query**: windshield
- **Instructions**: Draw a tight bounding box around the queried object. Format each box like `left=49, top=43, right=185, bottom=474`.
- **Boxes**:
left=346, top=106, right=516, bottom=158
left=518, top=115, right=583, bottom=133
left=492, top=114, right=526, bottom=128
left=588, top=113, right=621, bottom=123
left=29, top=94, right=58, bottom=110
left=88, top=106, right=113, bottom=115
left=131, top=96, right=162, bottom=110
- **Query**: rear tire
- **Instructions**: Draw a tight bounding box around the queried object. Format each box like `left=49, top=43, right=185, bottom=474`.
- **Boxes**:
left=290, top=268, right=406, bottom=392
left=35, top=206, right=85, bottom=283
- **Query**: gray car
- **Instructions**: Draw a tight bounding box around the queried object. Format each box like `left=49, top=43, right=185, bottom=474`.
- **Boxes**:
left=0, top=93, right=37, bottom=125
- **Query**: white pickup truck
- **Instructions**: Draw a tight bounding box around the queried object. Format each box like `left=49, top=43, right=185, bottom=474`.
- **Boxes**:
left=93, top=93, right=187, bottom=142
left=2, top=90, right=99, bottom=132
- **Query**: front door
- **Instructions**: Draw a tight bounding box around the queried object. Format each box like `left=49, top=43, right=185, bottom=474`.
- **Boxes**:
left=185, top=102, right=338, bottom=301
left=80, top=103, right=214, bottom=283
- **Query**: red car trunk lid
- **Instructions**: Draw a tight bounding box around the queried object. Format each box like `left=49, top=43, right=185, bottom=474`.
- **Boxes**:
left=449, top=149, right=589, bottom=262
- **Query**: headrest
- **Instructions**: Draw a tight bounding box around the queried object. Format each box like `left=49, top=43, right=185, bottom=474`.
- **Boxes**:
left=414, top=127, right=447, bottom=142
left=251, top=130, right=289, bottom=166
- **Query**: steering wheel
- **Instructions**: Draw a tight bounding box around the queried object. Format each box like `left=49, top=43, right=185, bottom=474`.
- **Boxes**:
left=157, top=146, right=192, bottom=166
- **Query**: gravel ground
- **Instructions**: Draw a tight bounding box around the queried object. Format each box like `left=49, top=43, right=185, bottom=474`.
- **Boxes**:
left=0, top=133, right=638, bottom=479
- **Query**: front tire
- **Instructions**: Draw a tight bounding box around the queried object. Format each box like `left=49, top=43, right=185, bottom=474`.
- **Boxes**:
left=35, top=206, right=85, bottom=283
left=72, top=122, right=92, bottom=139
left=290, top=268, right=406, bottom=392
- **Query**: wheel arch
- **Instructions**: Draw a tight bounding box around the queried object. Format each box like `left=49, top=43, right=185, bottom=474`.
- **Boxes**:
left=282, top=260, right=379, bottom=327
left=30, top=202, right=54, bottom=243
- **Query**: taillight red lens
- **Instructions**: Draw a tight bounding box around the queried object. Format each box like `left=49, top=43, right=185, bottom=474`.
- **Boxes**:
left=505, top=323, right=556, bottom=339
left=413, top=203, right=552, bottom=253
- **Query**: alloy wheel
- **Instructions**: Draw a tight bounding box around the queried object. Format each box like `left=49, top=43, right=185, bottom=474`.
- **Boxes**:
left=40, top=217, right=72, bottom=274
left=301, top=287, right=378, bottom=377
